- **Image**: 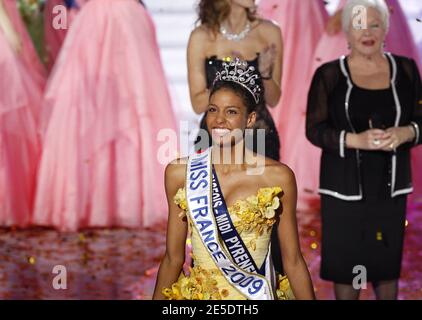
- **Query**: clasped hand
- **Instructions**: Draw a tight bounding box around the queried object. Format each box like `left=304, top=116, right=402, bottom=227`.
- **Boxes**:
left=356, top=127, right=414, bottom=151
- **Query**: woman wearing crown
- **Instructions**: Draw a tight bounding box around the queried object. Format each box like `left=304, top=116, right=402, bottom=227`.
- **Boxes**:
left=153, top=59, right=315, bottom=300
left=188, top=0, right=285, bottom=278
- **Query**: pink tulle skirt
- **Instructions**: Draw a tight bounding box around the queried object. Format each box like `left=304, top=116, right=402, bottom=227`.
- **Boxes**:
left=0, top=28, right=41, bottom=227
left=33, top=0, right=177, bottom=231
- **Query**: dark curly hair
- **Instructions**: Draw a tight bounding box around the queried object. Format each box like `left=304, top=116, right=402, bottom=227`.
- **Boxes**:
left=196, top=0, right=257, bottom=34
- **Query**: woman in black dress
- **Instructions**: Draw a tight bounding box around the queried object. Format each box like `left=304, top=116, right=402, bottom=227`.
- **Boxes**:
left=187, top=0, right=283, bottom=272
left=306, top=0, right=422, bottom=300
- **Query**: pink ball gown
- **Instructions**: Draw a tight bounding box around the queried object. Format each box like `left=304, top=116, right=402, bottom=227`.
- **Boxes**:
left=258, top=0, right=328, bottom=211
left=44, top=0, right=88, bottom=72
left=310, top=0, right=422, bottom=206
left=0, top=6, right=41, bottom=227
left=33, top=0, right=177, bottom=231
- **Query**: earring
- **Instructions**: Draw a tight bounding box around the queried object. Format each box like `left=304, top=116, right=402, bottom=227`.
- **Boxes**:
left=347, top=43, right=351, bottom=50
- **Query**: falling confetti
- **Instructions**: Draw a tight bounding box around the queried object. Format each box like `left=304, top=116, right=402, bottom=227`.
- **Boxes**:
left=27, top=256, right=36, bottom=265
left=0, top=207, right=420, bottom=300
left=78, top=233, right=86, bottom=243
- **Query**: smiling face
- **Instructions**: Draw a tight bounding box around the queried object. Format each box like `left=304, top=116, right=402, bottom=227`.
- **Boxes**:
left=347, top=7, right=387, bottom=56
left=206, top=87, right=256, bottom=148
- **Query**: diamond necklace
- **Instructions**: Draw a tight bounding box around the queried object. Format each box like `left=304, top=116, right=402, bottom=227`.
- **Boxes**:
left=219, top=21, right=251, bottom=41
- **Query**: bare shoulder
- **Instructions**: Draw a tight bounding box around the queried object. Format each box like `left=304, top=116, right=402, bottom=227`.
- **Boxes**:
left=256, top=18, right=281, bottom=37
left=188, top=25, right=212, bottom=59
left=189, top=25, right=211, bottom=43
left=267, top=161, right=295, bottom=178
left=246, top=152, right=295, bottom=187
left=263, top=159, right=296, bottom=188
left=165, top=158, right=188, bottom=190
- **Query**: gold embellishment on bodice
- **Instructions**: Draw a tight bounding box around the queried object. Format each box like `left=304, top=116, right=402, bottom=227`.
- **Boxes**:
left=231, top=187, right=282, bottom=240
left=163, top=186, right=293, bottom=300
left=174, top=186, right=282, bottom=240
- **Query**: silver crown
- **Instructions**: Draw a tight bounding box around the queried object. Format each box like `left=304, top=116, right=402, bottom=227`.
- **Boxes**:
left=213, top=58, right=262, bottom=104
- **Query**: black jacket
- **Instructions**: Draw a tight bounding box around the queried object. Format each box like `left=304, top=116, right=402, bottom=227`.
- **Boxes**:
left=306, top=53, right=422, bottom=201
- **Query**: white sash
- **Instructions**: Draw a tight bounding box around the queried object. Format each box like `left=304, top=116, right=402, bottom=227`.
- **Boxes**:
left=185, top=148, right=276, bottom=300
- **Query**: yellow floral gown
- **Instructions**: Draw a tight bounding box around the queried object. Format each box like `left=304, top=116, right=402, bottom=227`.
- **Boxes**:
left=163, top=186, right=294, bottom=300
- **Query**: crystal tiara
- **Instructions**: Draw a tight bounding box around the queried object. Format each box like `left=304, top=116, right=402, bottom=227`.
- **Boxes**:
left=213, top=58, right=262, bottom=104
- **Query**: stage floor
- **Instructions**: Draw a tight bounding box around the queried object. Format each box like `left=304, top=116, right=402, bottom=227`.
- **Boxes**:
left=0, top=207, right=421, bottom=300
